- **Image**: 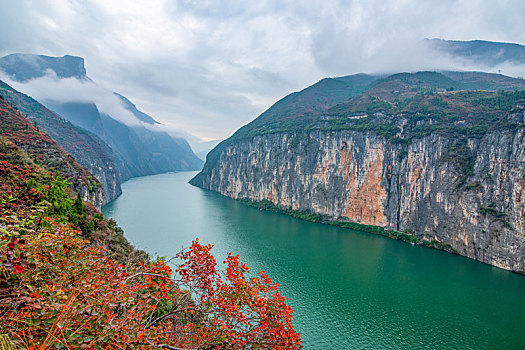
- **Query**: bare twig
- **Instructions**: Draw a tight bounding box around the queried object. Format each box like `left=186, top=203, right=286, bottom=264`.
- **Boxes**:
left=146, top=306, right=198, bottom=328
left=125, top=272, right=171, bottom=281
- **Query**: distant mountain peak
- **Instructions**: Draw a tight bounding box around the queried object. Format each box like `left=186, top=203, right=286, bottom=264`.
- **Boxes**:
left=113, top=92, right=160, bottom=125
left=425, top=38, right=525, bottom=48
left=424, top=38, right=525, bottom=67
left=0, top=53, right=87, bottom=81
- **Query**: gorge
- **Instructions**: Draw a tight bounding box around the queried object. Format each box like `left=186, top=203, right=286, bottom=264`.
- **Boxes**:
left=3, top=0, right=525, bottom=346
left=0, top=53, right=203, bottom=205
left=105, top=171, right=525, bottom=349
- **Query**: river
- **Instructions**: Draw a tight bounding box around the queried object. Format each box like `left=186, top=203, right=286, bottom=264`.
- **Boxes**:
left=103, top=171, right=525, bottom=349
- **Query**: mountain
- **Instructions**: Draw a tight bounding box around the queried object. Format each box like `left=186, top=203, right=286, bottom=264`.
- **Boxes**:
left=0, top=53, right=203, bottom=191
left=46, top=101, right=106, bottom=136
left=45, top=99, right=203, bottom=181
left=0, top=99, right=299, bottom=347
left=191, top=70, right=525, bottom=274
left=0, top=53, right=87, bottom=81
left=0, top=80, right=121, bottom=205
left=0, top=94, right=103, bottom=207
left=219, top=74, right=382, bottom=145
left=425, top=39, right=525, bottom=67
left=441, top=71, right=525, bottom=90
left=113, top=92, right=159, bottom=125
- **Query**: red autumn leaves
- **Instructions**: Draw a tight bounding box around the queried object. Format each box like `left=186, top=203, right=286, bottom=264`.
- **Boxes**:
left=2, top=236, right=26, bottom=275
left=176, top=239, right=301, bottom=348
left=1, top=221, right=302, bottom=349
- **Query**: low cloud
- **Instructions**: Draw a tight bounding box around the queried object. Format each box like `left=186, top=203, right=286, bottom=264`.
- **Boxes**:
left=0, top=71, right=142, bottom=126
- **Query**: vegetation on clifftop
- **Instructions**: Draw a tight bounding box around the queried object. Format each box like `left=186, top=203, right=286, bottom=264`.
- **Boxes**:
left=222, top=71, right=525, bottom=142
left=195, top=71, right=525, bottom=183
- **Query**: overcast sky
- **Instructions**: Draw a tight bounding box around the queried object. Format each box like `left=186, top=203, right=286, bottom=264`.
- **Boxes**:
left=1, top=0, right=525, bottom=142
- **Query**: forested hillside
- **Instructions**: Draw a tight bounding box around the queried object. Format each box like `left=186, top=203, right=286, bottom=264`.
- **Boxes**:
left=0, top=96, right=300, bottom=348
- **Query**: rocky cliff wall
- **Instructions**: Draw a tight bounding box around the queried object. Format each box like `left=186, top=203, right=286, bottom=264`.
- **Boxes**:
left=192, top=124, right=525, bottom=273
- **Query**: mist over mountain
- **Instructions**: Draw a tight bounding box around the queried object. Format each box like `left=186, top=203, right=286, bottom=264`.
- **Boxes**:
left=42, top=98, right=202, bottom=180
left=0, top=53, right=203, bottom=192
left=0, top=53, right=87, bottom=81
left=426, top=39, right=525, bottom=68
left=113, top=92, right=160, bottom=125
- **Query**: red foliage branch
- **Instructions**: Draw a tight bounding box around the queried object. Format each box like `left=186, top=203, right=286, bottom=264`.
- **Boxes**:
left=0, top=222, right=302, bottom=349
left=176, top=239, right=301, bottom=349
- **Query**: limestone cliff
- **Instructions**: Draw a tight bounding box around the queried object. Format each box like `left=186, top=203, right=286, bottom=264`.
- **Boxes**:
left=191, top=72, right=525, bottom=274
left=193, top=126, right=525, bottom=273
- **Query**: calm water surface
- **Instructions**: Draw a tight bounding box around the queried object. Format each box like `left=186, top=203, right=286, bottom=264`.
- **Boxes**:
left=103, top=172, right=525, bottom=349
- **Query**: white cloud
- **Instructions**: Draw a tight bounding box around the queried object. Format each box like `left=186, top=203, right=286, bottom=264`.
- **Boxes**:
left=0, top=71, right=141, bottom=126
left=1, top=0, right=525, bottom=140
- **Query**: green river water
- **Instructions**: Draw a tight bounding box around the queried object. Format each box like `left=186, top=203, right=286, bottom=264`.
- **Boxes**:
left=103, top=171, right=525, bottom=349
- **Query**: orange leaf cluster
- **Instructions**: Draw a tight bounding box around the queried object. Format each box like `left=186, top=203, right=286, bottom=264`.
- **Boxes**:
left=0, top=220, right=302, bottom=349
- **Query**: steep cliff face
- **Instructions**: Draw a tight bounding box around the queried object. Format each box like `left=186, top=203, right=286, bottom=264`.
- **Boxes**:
left=192, top=71, right=525, bottom=274
left=0, top=53, right=87, bottom=81
left=425, top=39, right=525, bottom=67
left=45, top=96, right=203, bottom=180
left=193, top=125, right=525, bottom=273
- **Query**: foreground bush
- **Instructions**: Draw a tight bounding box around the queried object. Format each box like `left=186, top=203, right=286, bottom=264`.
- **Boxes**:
left=0, top=218, right=301, bottom=349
